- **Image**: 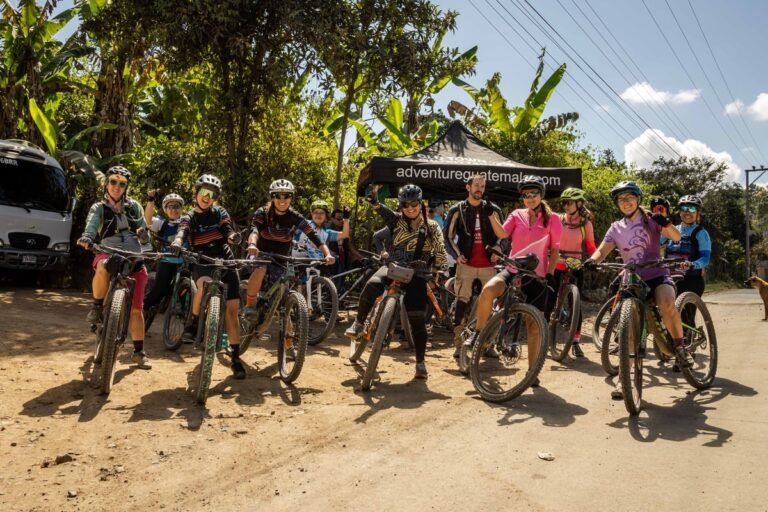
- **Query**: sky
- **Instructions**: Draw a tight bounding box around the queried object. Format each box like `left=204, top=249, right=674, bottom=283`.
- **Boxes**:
left=48, top=0, right=768, bottom=183
left=433, top=0, right=768, bottom=184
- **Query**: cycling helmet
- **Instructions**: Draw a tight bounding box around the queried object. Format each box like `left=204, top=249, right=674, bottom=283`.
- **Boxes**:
left=678, top=195, right=703, bottom=209
left=162, top=193, right=184, bottom=209
left=310, top=199, right=330, bottom=215
left=397, top=183, right=423, bottom=207
left=517, top=175, right=546, bottom=194
left=105, top=165, right=131, bottom=180
left=610, top=180, right=643, bottom=202
left=269, top=179, right=295, bottom=196
left=560, top=187, right=585, bottom=201
left=195, top=174, right=222, bottom=193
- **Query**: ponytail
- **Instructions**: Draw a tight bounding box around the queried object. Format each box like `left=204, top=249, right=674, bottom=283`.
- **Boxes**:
left=540, top=200, right=552, bottom=227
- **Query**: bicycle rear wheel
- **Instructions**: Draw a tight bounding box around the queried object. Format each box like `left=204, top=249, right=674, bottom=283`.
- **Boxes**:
left=278, top=291, right=309, bottom=383
left=469, top=303, right=547, bottom=403
left=592, top=298, right=614, bottom=350
left=362, top=297, right=397, bottom=391
left=600, top=307, right=621, bottom=376
left=618, top=298, right=644, bottom=415
left=676, top=291, right=717, bottom=389
left=349, top=301, right=381, bottom=363
left=100, top=289, right=128, bottom=395
left=306, top=276, right=338, bottom=346
left=549, top=284, right=580, bottom=361
left=163, top=279, right=192, bottom=351
left=195, top=295, right=221, bottom=405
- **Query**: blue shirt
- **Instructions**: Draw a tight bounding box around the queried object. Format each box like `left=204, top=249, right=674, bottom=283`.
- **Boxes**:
left=293, top=221, right=340, bottom=259
left=662, top=223, right=711, bottom=270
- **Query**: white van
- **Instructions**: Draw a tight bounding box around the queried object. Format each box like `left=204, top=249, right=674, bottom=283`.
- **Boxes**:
left=0, top=139, right=73, bottom=271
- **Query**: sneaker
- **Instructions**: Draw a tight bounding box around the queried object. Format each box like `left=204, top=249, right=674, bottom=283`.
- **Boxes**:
left=183, top=322, right=197, bottom=342
left=530, top=376, right=540, bottom=388
left=344, top=319, right=363, bottom=338
left=452, top=347, right=461, bottom=359
left=243, top=304, right=261, bottom=322
left=414, top=362, right=428, bottom=380
left=284, top=336, right=296, bottom=361
left=611, top=381, right=623, bottom=400
left=86, top=305, right=102, bottom=325
left=462, top=330, right=478, bottom=348
left=674, top=345, right=694, bottom=368
left=572, top=343, right=585, bottom=358
left=484, top=346, right=499, bottom=358
left=131, top=351, right=152, bottom=370
left=231, top=359, right=246, bottom=380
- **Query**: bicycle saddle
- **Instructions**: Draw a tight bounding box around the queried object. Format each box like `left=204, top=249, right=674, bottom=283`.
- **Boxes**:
left=512, top=253, right=539, bottom=272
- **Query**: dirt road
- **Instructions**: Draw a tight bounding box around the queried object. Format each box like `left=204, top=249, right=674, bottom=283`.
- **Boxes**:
left=0, top=287, right=766, bottom=511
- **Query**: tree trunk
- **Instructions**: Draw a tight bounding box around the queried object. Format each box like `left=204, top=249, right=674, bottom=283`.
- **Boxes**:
left=91, top=54, right=133, bottom=158
left=333, top=88, right=356, bottom=210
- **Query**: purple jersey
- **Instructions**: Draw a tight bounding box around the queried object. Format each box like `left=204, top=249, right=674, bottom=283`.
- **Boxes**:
left=604, top=214, right=668, bottom=281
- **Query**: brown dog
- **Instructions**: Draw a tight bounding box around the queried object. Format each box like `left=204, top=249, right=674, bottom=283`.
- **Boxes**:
left=745, top=275, right=768, bottom=320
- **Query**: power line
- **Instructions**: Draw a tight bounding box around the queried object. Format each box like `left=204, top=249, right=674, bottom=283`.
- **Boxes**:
left=513, top=0, right=685, bottom=159
left=485, top=0, right=665, bottom=163
left=640, top=0, right=752, bottom=164
left=581, top=0, right=694, bottom=143
left=685, top=0, right=767, bottom=163
left=663, top=0, right=755, bottom=160
left=566, top=0, right=693, bottom=142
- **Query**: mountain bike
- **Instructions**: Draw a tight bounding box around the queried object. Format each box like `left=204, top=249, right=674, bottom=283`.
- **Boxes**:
left=347, top=260, right=430, bottom=391
left=89, top=245, right=167, bottom=395
left=301, top=265, right=339, bottom=346
left=331, top=253, right=384, bottom=311
left=547, top=258, right=582, bottom=362
left=591, top=273, right=622, bottom=352
left=457, top=276, right=490, bottom=376
left=469, top=248, right=549, bottom=403
left=594, top=260, right=717, bottom=415
left=238, top=252, right=321, bottom=383
left=183, top=253, right=255, bottom=405
left=160, top=259, right=196, bottom=351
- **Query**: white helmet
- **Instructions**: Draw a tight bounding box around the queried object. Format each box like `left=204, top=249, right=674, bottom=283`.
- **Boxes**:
left=162, top=193, right=184, bottom=209
left=269, top=179, right=295, bottom=196
left=195, top=174, right=222, bottom=193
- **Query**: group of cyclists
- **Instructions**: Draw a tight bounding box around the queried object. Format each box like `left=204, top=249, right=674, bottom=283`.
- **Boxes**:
left=76, top=164, right=712, bottom=401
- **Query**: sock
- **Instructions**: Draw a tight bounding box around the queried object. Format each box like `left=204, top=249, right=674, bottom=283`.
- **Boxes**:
left=573, top=331, right=581, bottom=343
left=133, top=340, right=144, bottom=353
left=93, top=298, right=104, bottom=308
left=246, top=295, right=256, bottom=306
left=230, top=344, right=240, bottom=361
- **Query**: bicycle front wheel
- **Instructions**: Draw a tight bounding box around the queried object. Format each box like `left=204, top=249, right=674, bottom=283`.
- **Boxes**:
left=195, top=295, right=221, bottom=405
left=549, top=284, right=580, bottom=362
left=163, top=279, right=192, bottom=351
left=278, top=291, right=309, bottom=383
left=618, top=298, right=644, bottom=415
left=362, top=297, right=397, bottom=391
left=100, top=289, right=128, bottom=395
left=592, top=298, right=615, bottom=350
left=470, top=303, right=548, bottom=403
left=306, top=276, right=338, bottom=346
left=676, top=291, right=717, bottom=389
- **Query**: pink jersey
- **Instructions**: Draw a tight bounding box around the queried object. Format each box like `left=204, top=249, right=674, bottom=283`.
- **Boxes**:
left=503, top=208, right=562, bottom=277
left=557, top=214, right=596, bottom=270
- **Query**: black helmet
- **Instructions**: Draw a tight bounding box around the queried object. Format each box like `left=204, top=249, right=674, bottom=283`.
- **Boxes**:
left=517, top=175, right=546, bottom=194
left=678, top=195, right=703, bottom=209
left=610, top=180, right=643, bottom=202
left=105, top=165, right=131, bottom=180
left=195, top=174, right=222, bottom=193
left=397, top=183, right=423, bottom=207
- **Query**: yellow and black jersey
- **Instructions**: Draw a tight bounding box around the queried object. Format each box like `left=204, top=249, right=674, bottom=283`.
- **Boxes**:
left=377, top=204, right=448, bottom=268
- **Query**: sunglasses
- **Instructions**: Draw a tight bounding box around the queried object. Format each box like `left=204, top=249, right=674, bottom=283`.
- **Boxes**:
left=561, top=200, right=575, bottom=207
left=521, top=191, right=541, bottom=199
left=679, top=205, right=699, bottom=213
left=166, top=204, right=182, bottom=211
left=401, top=201, right=421, bottom=209
left=108, top=179, right=128, bottom=188
left=271, top=193, right=293, bottom=200
left=198, top=188, right=218, bottom=199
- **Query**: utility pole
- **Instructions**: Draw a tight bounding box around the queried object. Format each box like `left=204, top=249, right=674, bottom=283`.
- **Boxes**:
left=745, top=165, right=767, bottom=280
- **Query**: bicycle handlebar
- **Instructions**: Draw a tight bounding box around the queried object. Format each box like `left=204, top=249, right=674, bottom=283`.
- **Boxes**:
left=91, top=244, right=174, bottom=260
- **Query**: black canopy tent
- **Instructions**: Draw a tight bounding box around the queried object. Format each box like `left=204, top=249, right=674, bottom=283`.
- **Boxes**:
left=356, top=121, right=582, bottom=202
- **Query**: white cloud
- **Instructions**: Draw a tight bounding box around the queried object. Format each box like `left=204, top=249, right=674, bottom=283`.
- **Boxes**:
left=747, top=93, right=768, bottom=121
left=624, top=128, right=742, bottom=182
left=620, top=82, right=701, bottom=105
left=724, top=99, right=744, bottom=116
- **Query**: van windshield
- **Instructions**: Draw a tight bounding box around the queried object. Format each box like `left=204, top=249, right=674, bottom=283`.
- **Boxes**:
left=0, top=159, right=69, bottom=212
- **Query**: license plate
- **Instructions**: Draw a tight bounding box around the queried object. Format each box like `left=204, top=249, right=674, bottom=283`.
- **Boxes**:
left=22, top=255, right=36, bottom=264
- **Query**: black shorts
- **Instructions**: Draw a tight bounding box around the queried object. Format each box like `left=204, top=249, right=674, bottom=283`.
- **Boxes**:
left=498, top=269, right=548, bottom=313
left=192, top=264, right=240, bottom=301
left=644, top=275, right=675, bottom=299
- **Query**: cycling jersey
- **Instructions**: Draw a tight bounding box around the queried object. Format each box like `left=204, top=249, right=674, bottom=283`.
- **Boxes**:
left=663, top=223, right=711, bottom=272
left=377, top=204, right=448, bottom=268
left=150, top=216, right=184, bottom=264
left=557, top=213, right=596, bottom=270
left=251, top=206, right=323, bottom=256
left=176, top=205, right=234, bottom=258
left=83, top=197, right=146, bottom=251
left=502, top=208, right=562, bottom=277
left=293, top=220, right=340, bottom=259
left=604, top=214, right=667, bottom=281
